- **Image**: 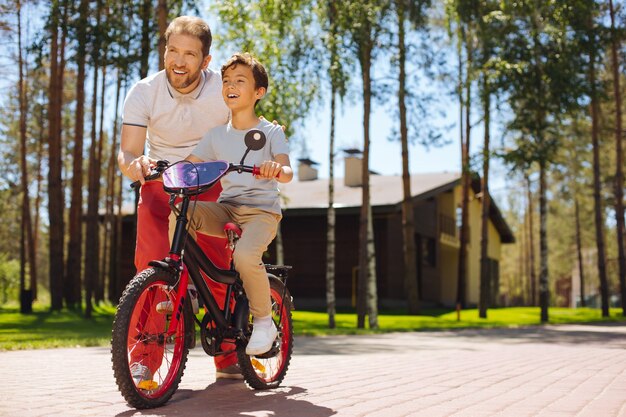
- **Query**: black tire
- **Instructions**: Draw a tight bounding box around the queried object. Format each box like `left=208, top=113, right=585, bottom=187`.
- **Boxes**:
left=237, top=274, right=294, bottom=389
left=111, top=267, right=194, bottom=409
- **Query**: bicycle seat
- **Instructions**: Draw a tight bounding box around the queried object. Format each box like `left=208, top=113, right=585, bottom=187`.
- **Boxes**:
left=224, top=223, right=242, bottom=252
left=224, top=222, right=242, bottom=238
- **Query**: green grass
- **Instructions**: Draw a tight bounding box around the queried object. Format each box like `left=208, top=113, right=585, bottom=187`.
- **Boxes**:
left=0, top=304, right=624, bottom=350
left=293, top=307, right=626, bottom=336
left=0, top=304, right=118, bottom=350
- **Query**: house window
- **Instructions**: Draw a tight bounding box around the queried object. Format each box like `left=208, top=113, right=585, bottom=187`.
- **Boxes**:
left=488, top=258, right=500, bottom=306
left=415, top=234, right=436, bottom=267
left=422, top=237, right=436, bottom=267
left=456, top=205, right=470, bottom=244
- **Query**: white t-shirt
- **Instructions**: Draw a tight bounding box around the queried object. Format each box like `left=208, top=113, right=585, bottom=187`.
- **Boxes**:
left=192, top=119, right=290, bottom=214
left=122, top=69, right=229, bottom=163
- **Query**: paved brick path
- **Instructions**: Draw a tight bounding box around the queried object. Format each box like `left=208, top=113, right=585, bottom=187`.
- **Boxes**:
left=1, top=323, right=625, bottom=417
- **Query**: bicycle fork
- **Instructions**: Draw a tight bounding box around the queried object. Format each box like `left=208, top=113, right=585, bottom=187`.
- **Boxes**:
left=164, top=256, right=190, bottom=339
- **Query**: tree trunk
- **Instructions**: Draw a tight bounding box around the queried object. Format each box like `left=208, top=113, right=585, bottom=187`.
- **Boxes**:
left=65, top=0, right=88, bottom=311
left=530, top=12, right=549, bottom=322
left=96, top=58, right=108, bottom=303
left=140, top=0, right=152, bottom=79
left=157, top=0, right=168, bottom=71
left=397, top=0, right=419, bottom=314
left=366, top=203, right=378, bottom=329
left=33, top=96, right=45, bottom=302
left=574, top=197, right=586, bottom=307
left=85, top=0, right=102, bottom=317
left=589, top=20, right=609, bottom=317
left=479, top=79, right=491, bottom=318
left=17, top=0, right=36, bottom=314
left=107, top=73, right=123, bottom=304
left=325, top=0, right=338, bottom=330
left=326, top=88, right=337, bottom=329
left=357, top=41, right=375, bottom=329
left=47, top=1, right=66, bottom=311
left=609, top=0, right=625, bottom=317
left=526, top=175, right=537, bottom=306
left=538, top=161, right=549, bottom=322
left=457, top=29, right=471, bottom=309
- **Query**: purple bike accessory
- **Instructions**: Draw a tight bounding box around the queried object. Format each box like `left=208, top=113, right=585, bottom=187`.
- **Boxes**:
left=162, top=160, right=229, bottom=190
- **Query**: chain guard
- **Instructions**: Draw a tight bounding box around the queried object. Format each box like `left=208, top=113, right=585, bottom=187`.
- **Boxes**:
left=200, top=314, right=220, bottom=356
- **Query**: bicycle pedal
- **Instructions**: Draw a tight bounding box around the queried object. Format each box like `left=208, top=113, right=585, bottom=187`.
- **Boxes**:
left=137, top=380, right=159, bottom=390
left=251, top=358, right=267, bottom=378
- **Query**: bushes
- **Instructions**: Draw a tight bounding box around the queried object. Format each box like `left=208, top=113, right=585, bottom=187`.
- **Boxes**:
left=0, top=253, right=20, bottom=305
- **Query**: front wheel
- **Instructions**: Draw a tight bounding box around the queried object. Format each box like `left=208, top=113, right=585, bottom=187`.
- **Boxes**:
left=237, top=274, right=294, bottom=389
left=111, top=267, right=194, bottom=409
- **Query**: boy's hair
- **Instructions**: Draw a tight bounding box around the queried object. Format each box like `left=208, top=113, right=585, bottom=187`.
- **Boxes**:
left=164, top=16, right=212, bottom=57
left=221, top=52, right=269, bottom=105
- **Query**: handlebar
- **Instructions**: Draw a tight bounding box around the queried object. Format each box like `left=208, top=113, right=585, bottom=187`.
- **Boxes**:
left=129, top=161, right=272, bottom=190
left=130, top=160, right=170, bottom=189
left=228, top=164, right=279, bottom=178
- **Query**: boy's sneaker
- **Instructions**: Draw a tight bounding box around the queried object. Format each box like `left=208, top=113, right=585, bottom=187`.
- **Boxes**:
left=155, top=300, right=174, bottom=314
left=215, top=363, right=244, bottom=380
left=130, top=362, right=152, bottom=385
left=156, top=285, right=199, bottom=314
left=245, top=320, right=278, bottom=356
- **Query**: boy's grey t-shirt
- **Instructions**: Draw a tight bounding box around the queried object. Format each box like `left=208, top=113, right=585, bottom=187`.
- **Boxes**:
left=191, top=119, right=289, bottom=215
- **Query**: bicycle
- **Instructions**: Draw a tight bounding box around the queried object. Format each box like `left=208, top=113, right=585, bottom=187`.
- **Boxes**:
left=111, top=130, right=294, bottom=409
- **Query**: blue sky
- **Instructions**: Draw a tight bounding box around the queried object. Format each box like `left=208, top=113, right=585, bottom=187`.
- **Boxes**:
left=202, top=3, right=511, bottom=207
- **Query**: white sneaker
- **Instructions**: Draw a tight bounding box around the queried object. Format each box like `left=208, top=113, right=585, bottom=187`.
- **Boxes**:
left=130, top=362, right=152, bottom=385
left=246, top=319, right=278, bottom=355
left=156, top=285, right=199, bottom=314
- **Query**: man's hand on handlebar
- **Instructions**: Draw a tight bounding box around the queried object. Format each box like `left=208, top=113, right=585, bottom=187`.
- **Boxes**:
left=128, top=155, right=159, bottom=185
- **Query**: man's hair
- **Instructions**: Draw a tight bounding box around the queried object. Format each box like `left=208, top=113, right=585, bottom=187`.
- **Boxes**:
left=221, top=52, right=269, bottom=103
left=164, top=16, right=212, bottom=57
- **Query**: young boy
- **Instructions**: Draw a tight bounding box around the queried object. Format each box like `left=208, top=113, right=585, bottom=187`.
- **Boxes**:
left=170, top=52, right=293, bottom=356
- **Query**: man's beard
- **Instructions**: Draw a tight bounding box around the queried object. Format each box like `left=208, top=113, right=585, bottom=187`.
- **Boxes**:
left=166, top=66, right=202, bottom=91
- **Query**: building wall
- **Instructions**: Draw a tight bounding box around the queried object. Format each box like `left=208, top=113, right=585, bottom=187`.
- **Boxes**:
left=437, top=188, right=460, bottom=306
left=459, top=191, right=504, bottom=306
left=277, top=212, right=396, bottom=308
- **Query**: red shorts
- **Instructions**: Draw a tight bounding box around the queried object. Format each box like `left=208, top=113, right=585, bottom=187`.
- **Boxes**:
left=132, top=181, right=237, bottom=371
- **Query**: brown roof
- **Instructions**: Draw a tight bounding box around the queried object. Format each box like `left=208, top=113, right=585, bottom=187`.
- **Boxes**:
left=278, top=172, right=515, bottom=243
left=279, top=172, right=461, bottom=209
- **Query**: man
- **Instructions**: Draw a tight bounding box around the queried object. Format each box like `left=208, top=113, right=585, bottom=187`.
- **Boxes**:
left=118, top=15, right=239, bottom=380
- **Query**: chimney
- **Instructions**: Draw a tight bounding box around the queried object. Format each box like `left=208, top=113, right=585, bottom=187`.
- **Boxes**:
left=297, top=158, right=319, bottom=181
left=343, top=148, right=362, bottom=187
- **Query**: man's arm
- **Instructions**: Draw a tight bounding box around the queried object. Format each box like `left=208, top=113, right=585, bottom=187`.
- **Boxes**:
left=118, top=124, right=156, bottom=185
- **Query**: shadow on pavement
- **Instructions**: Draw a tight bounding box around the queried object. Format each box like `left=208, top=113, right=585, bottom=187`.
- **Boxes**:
left=116, top=384, right=336, bottom=417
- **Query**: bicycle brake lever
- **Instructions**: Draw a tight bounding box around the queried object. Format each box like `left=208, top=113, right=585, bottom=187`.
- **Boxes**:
left=130, top=160, right=170, bottom=189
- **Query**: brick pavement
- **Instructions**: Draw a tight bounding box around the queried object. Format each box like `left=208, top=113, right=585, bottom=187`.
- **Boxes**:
left=1, top=323, right=625, bottom=417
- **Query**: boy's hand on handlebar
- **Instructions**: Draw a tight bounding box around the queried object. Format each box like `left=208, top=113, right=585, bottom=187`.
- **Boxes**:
left=128, top=155, right=158, bottom=184
left=256, top=160, right=282, bottom=179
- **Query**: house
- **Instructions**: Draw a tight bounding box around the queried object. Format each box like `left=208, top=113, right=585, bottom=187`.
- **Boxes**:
left=115, top=153, right=514, bottom=310
left=267, top=152, right=515, bottom=309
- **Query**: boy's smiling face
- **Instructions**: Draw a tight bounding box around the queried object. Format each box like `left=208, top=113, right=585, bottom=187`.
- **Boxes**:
left=222, top=64, right=265, bottom=112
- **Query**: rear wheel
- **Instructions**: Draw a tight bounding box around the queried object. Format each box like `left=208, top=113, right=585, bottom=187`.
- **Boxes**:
left=237, top=274, right=294, bottom=389
left=111, top=267, right=193, bottom=409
